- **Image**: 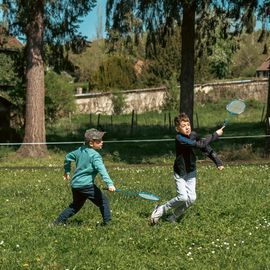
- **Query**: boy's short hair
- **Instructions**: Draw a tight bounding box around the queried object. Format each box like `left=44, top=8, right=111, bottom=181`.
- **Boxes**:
left=84, top=128, right=106, bottom=143
left=174, top=113, right=190, bottom=127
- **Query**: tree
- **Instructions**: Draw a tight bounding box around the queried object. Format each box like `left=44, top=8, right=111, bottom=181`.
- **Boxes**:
left=1, top=0, right=97, bottom=157
left=257, top=0, right=270, bottom=155
left=96, top=2, right=103, bottom=40
left=106, top=0, right=259, bottom=125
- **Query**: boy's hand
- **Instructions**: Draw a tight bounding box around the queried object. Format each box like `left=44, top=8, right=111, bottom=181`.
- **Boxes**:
left=108, top=185, right=116, bottom=192
left=216, top=127, right=224, bottom=136
left=63, top=173, right=70, bottom=181
left=217, top=165, right=224, bottom=170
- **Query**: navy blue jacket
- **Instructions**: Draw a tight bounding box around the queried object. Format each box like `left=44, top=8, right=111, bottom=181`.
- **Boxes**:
left=173, top=131, right=222, bottom=176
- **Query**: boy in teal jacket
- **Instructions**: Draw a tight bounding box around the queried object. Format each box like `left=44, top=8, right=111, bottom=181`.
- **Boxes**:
left=53, top=128, right=116, bottom=226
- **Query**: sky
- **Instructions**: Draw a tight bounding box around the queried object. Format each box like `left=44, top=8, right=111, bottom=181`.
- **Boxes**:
left=0, top=0, right=107, bottom=41
left=78, top=0, right=107, bottom=41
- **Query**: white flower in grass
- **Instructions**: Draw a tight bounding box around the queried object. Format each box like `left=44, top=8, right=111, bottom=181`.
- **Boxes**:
left=211, top=251, right=215, bottom=254
left=0, top=240, right=4, bottom=245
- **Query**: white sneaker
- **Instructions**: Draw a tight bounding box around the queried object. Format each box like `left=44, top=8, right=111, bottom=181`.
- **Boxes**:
left=166, top=214, right=177, bottom=223
left=150, top=204, right=165, bottom=225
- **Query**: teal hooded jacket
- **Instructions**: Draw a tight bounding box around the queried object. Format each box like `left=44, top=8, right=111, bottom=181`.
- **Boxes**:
left=64, top=145, right=114, bottom=188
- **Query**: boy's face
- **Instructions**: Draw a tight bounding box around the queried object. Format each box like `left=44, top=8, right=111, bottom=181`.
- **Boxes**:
left=89, top=139, right=103, bottom=150
left=176, top=120, right=191, bottom=136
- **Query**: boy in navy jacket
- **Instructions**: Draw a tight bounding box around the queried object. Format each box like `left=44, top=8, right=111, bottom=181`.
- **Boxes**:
left=150, top=113, right=224, bottom=225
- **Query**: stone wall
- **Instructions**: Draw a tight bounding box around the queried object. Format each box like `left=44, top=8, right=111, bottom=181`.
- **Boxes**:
left=75, top=79, right=268, bottom=115
left=195, top=79, right=268, bottom=103
left=75, top=87, right=167, bottom=115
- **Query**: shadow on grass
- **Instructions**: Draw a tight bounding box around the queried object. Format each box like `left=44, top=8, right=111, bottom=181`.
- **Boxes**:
left=45, top=121, right=266, bottom=164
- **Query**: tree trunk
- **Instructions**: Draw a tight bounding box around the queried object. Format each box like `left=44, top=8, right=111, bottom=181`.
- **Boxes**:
left=180, top=1, right=196, bottom=126
left=17, top=1, right=48, bottom=157
left=265, top=67, right=270, bottom=156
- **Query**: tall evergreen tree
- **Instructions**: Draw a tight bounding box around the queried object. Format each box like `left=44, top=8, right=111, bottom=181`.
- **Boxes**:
left=258, top=0, right=270, bottom=155
left=106, top=0, right=259, bottom=125
left=1, top=0, right=96, bottom=157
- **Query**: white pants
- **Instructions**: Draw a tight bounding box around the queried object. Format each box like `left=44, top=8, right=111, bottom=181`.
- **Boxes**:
left=164, top=171, right=197, bottom=218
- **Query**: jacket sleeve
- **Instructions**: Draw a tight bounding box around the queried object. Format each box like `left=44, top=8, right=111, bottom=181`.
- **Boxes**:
left=93, top=154, right=114, bottom=187
left=64, top=151, right=77, bottom=174
left=194, top=132, right=220, bottom=149
left=176, top=131, right=220, bottom=149
left=201, top=144, right=223, bottom=167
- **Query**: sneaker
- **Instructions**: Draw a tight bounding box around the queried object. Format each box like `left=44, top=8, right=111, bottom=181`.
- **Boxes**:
left=166, top=214, right=177, bottom=224
left=96, top=220, right=111, bottom=227
left=150, top=204, right=165, bottom=225
left=49, top=221, right=66, bottom=227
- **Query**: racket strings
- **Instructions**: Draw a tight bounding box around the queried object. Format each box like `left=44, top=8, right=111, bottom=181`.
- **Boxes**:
left=227, top=100, right=246, bottom=115
left=138, top=192, right=160, bottom=201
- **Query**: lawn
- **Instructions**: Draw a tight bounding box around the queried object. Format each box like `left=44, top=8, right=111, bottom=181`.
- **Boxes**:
left=0, top=163, right=269, bottom=270
left=0, top=99, right=269, bottom=269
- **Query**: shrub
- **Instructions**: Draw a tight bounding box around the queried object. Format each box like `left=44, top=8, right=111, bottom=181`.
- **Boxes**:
left=91, top=55, right=137, bottom=91
left=45, top=70, right=75, bottom=122
left=162, top=73, right=179, bottom=111
left=112, top=92, right=126, bottom=115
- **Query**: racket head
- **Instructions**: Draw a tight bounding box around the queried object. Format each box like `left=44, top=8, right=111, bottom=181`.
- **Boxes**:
left=137, top=192, right=160, bottom=201
left=226, top=99, right=246, bottom=115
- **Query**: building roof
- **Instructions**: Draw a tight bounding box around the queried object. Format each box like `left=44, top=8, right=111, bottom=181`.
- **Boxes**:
left=256, top=57, right=270, bottom=71
left=0, top=26, right=23, bottom=50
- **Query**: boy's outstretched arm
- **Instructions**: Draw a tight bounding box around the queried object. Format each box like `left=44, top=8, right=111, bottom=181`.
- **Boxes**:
left=194, top=127, right=224, bottom=149
left=202, top=145, right=224, bottom=170
left=63, top=151, right=76, bottom=180
left=93, top=154, right=116, bottom=192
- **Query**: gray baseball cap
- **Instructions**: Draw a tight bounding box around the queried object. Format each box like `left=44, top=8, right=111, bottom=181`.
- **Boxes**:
left=84, top=128, right=106, bottom=142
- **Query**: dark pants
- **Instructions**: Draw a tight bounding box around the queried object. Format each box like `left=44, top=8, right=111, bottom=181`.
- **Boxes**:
left=55, top=184, right=111, bottom=224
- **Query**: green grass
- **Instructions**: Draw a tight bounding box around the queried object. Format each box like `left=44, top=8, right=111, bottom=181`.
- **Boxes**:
left=2, top=99, right=267, bottom=165
left=42, top=99, right=267, bottom=164
left=0, top=163, right=269, bottom=269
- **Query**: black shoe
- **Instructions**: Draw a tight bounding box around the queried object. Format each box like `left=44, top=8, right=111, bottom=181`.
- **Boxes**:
left=96, top=221, right=110, bottom=227
left=49, top=220, right=66, bottom=227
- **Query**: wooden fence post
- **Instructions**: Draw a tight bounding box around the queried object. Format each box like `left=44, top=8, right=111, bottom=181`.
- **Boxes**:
left=168, top=112, right=171, bottom=130
left=164, top=113, right=167, bottom=128
left=131, top=110, right=135, bottom=136
left=97, top=114, right=101, bottom=129
left=196, top=112, right=200, bottom=128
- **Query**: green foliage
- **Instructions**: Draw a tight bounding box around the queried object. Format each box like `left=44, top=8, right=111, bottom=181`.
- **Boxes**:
left=68, top=39, right=107, bottom=83
left=45, top=70, right=75, bottom=122
left=0, top=164, right=269, bottom=269
left=112, top=92, right=126, bottom=115
left=0, top=53, right=20, bottom=85
left=231, top=32, right=267, bottom=78
left=163, top=73, right=179, bottom=111
left=92, top=55, right=137, bottom=91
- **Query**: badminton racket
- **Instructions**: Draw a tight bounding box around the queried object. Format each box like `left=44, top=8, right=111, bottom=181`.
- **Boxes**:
left=105, top=188, right=160, bottom=201
left=222, top=99, right=246, bottom=128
